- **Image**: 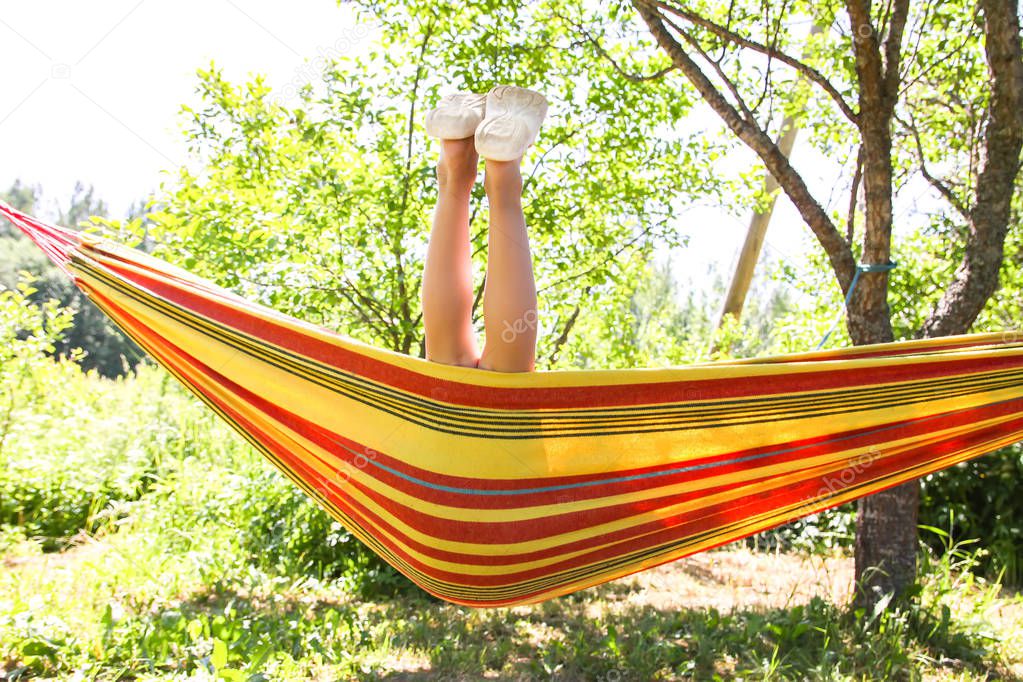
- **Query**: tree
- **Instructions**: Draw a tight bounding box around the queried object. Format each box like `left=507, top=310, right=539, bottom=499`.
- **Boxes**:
left=626, top=0, right=1022, bottom=606
left=137, top=8, right=731, bottom=370
left=0, top=182, right=145, bottom=377
left=348, top=0, right=1023, bottom=607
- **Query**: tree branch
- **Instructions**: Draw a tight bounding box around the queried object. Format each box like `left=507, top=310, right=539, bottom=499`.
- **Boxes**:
left=570, top=19, right=678, bottom=83
left=649, top=0, right=860, bottom=123
left=546, top=291, right=589, bottom=365
left=847, top=145, right=864, bottom=244
left=471, top=272, right=486, bottom=320
left=846, top=1, right=885, bottom=115
left=664, top=15, right=756, bottom=124
left=882, top=0, right=912, bottom=101
left=393, top=19, right=436, bottom=347
left=633, top=0, right=857, bottom=291
left=897, top=112, right=970, bottom=220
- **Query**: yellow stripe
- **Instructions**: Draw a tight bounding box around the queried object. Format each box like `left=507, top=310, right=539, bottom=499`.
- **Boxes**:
left=62, top=240, right=1023, bottom=603
left=76, top=267, right=1023, bottom=485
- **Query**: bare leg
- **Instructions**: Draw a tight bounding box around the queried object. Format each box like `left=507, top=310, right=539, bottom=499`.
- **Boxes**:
left=479, top=158, right=538, bottom=372
left=421, top=138, right=480, bottom=367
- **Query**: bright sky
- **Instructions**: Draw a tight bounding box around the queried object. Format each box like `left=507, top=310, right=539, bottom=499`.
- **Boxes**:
left=0, top=1, right=867, bottom=309
left=0, top=0, right=367, bottom=213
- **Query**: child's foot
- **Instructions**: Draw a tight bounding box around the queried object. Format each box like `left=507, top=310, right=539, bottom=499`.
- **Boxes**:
left=425, top=92, right=487, bottom=140
left=474, top=85, right=548, bottom=161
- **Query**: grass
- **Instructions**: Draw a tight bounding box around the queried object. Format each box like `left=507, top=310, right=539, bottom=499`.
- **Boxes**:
left=1, top=299, right=1020, bottom=680
left=2, top=531, right=1020, bottom=680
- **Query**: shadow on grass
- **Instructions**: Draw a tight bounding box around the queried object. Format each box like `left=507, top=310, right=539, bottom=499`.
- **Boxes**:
left=65, top=574, right=1017, bottom=682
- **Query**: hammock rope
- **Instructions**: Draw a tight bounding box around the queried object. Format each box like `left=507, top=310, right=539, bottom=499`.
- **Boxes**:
left=2, top=199, right=1021, bottom=607
left=816, top=261, right=898, bottom=350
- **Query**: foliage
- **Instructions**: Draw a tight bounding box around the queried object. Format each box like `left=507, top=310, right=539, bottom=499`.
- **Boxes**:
left=0, top=181, right=145, bottom=378
left=920, top=444, right=1023, bottom=587
left=113, top=1, right=740, bottom=369
left=0, top=278, right=79, bottom=545
left=235, top=467, right=412, bottom=599
left=350, top=0, right=1020, bottom=329
left=0, top=180, right=37, bottom=234
left=0, top=281, right=190, bottom=548
left=0, top=290, right=409, bottom=592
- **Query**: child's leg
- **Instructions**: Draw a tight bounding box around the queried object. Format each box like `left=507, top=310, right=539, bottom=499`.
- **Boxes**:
left=479, top=158, right=538, bottom=372
left=421, top=138, right=480, bottom=367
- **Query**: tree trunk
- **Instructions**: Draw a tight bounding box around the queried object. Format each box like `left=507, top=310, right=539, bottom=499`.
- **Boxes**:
left=844, top=0, right=913, bottom=605
left=855, top=484, right=920, bottom=605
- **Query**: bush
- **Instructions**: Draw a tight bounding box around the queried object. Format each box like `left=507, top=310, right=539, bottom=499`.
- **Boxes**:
left=920, top=444, right=1023, bottom=587
left=0, top=282, right=412, bottom=595
left=234, top=469, right=414, bottom=599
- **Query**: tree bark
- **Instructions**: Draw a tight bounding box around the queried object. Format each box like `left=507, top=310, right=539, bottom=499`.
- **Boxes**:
left=921, top=0, right=1023, bottom=337
left=843, top=0, right=903, bottom=347
left=855, top=482, right=920, bottom=605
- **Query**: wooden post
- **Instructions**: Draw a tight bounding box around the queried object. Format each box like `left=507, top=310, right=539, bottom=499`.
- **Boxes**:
left=715, top=24, right=822, bottom=334
left=716, top=120, right=800, bottom=328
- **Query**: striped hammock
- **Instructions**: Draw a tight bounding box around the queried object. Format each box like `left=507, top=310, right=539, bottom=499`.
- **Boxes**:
left=3, top=200, right=1022, bottom=607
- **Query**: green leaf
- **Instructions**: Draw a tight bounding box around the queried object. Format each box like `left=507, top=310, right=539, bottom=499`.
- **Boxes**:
left=21, top=640, right=58, bottom=658
left=211, top=637, right=229, bottom=671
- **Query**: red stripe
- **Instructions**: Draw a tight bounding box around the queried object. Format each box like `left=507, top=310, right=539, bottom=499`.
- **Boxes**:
left=86, top=250, right=1023, bottom=410
left=78, top=274, right=1023, bottom=605
left=82, top=279, right=1023, bottom=511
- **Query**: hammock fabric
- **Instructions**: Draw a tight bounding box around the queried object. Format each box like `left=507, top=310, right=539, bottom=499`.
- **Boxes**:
left=3, top=200, right=1022, bottom=608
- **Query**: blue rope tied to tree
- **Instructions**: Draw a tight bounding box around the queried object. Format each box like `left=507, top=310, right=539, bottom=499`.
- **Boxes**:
left=816, top=261, right=898, bottom=350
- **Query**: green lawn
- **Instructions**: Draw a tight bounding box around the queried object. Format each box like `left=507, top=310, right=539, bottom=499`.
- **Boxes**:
left=3, top=535, right=1020, bottom=680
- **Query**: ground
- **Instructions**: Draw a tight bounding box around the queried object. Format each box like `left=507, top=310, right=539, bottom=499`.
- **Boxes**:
left=3, top=538, right=1020, bottom=680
